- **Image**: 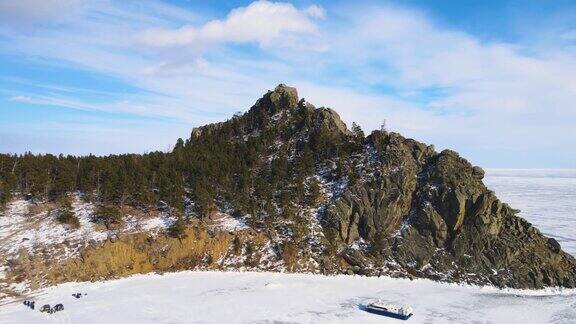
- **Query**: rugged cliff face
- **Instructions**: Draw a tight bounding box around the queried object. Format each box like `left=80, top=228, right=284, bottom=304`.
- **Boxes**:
left=327, top=138, right=576, bottom=288
left=1, top=84, right=575, bottom=293
left=262, top=84, right=576, bottom=289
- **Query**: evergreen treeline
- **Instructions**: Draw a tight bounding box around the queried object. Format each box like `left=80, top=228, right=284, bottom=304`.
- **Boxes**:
left=0, top=96, right=366, bottom=226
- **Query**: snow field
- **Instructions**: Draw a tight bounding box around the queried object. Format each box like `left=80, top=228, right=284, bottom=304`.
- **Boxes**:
left=1, top=271, right=575, bottom=323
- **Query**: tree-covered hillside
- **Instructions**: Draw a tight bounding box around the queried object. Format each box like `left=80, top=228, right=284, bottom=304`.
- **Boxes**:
left=0, top=85, right=363, bottom=228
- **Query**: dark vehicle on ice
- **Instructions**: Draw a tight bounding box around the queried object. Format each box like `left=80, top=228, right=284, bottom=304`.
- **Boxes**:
left=40, top=304, right=52, bottom=313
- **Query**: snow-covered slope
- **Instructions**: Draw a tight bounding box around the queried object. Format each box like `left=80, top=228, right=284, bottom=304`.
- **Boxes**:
left=1, top=271, right=575, bottom=324
left=0, top=199, right=107, bottom=258
left=0, top=195, right=253, bottom=298
left=0, top=197, right=254, bottom=260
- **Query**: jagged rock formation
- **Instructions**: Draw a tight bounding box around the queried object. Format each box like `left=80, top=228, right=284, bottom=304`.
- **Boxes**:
left=1, top=84, right=575, bottom=292
left=329, top=143, right=576, bottom=288
left=259, top=84, right=576, bottom=289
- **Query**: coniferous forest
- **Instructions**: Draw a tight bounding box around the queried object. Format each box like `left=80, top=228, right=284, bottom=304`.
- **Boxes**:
left=0, top=85, right=367, bottom=229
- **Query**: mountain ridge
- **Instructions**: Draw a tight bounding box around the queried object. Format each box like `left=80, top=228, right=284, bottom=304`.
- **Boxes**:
left=0, top=84, right=575, bottom=297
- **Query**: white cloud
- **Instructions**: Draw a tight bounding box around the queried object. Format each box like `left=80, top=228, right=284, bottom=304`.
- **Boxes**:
left=138, top=0, right=323, bottom=48
left=1, top=1, right=575, bottom=166
left=8, top=95, right=33, bottom=102
left=0, top=0, right=83, bottom=26
left=373, top=7, right=574, bottom=107
left=305, top=5, right=326, bottom=19
left=299, top=5, right=576, bottom=165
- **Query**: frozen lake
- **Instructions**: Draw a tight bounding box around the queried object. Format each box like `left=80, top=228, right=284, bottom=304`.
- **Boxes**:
left=0, top=271, right=575, bottom=324
left=0, top=169, right=575, bottom=323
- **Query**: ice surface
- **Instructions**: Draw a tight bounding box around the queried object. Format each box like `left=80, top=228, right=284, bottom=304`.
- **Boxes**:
left=0, top=271, right=575, bottom=323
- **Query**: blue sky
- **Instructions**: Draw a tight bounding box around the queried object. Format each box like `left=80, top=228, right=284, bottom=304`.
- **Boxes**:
left=0, top=0, right=575, bottom=168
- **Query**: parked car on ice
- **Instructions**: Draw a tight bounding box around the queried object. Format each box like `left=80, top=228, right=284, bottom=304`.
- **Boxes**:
left=40, top=305, right=52, bottom=313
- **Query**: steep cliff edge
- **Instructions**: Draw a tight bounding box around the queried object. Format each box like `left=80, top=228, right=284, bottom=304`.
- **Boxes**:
left=327, top=136, right=576, bottom=288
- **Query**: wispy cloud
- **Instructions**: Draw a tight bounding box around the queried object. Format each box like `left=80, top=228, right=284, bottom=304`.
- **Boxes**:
left=0, top=0, right=83, bottom=26
left=9, top=94, right=100, bottom=111
left=0, top=1, right=575, bottom=167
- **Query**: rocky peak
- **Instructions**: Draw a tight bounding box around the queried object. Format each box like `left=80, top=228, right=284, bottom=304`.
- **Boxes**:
left=244, top=84, right=352, bottom=140
left=313, top=107, right=351, bottom=136
left=252, top=84, right=299, bottom=115
left=270, top=84, right=299, bottom=110
left=191, top=84, right=299, bottom=140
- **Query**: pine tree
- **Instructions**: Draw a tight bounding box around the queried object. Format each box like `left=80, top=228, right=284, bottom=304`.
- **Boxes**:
left=194, top=183, right=214, bottom=220
left=0, top=172, right=16, bottom=207
left=169, top=213, right=187, bottom=239
left=349, top=165, right=360, bottom=186
left=57, top=195, right=80, bottom=228
left=351, top=122, right=365, bottom=151
left=0, top=180, right=11, bottom=207
left=171, top=172, right=185, bottom=213
left=308, top=178, right=322, bottom=206
left=351, top=122, right=365, bottom=140
left=298, top=145, right=315, bottom=176
left=232, top=236, right=242, bottom=254
left=335, top=159, right=344, bottom=179
left=282, top=207, right=294, bottom=220
left=270, top=154, right=288, bottom=187
left=94, top=205, right=122, bottom=229
left=174, top=138, right=185, bottom=152
left=295, top=176, right=306, bottom=204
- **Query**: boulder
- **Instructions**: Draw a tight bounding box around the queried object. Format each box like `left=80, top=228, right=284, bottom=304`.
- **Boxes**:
left=313, top=108, right=350, bottom=135
left=548, top=238, right=561, bottom=253
left=341, top=248, right=368, bottom=268
left=472, top=166, right=485, bottom=179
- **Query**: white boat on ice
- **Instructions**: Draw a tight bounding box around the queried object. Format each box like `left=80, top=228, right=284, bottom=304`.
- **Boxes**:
left=365, top=300, right=413, bottom=320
